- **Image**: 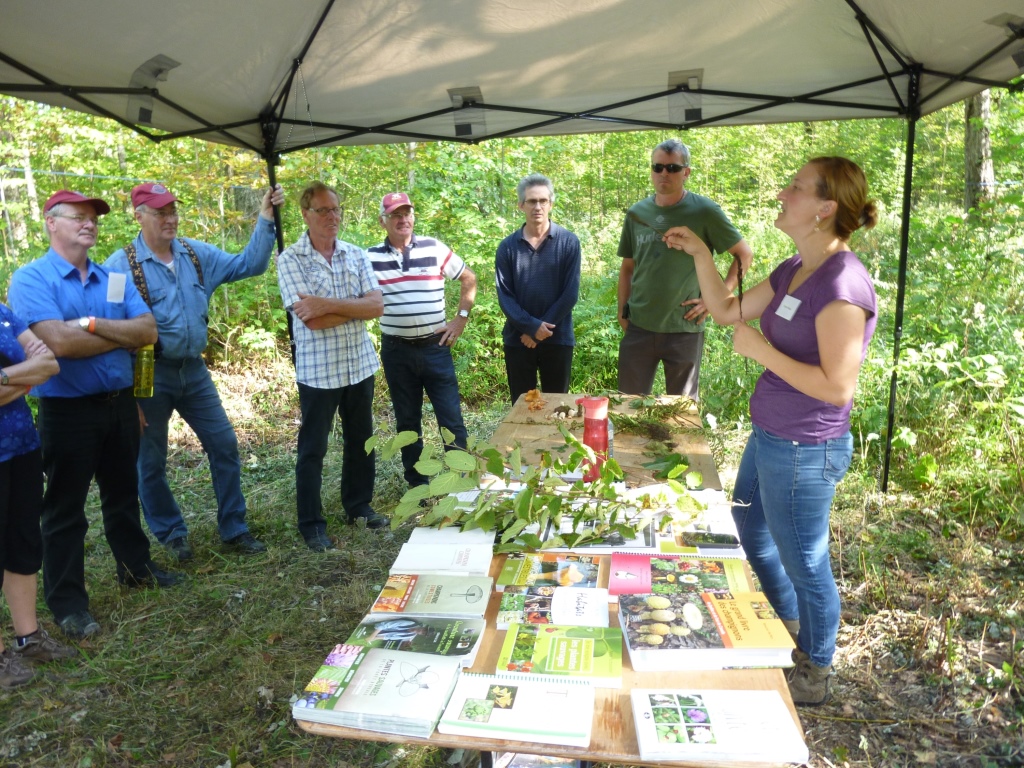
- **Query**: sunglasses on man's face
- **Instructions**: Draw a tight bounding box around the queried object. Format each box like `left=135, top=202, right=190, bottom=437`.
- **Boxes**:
left=651, top=163, right=687, bottom=174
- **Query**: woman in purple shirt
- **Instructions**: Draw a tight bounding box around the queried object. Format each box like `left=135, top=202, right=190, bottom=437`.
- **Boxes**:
left=663, top=157, right=878, bottom=706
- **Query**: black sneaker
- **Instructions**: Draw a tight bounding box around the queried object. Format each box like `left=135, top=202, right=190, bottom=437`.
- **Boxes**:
left=224, top=532, right=267, bottom=554
left=117, top=563, right=184, bottom=588
left=348, top=511, right=389, bottom=530
left=165, top=537, right=194, bottom=562
left=303, top=531, right=336, bottom=551
left=58, top=611, right=101, bottom=640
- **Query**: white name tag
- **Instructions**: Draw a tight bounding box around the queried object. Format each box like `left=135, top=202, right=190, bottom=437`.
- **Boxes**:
left=107, top=272, right=126, bottom=303
left=776, top=294, right=801, bottom=320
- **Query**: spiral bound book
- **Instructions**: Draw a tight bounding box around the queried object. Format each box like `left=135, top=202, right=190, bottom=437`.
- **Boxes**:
left=438, top=672, right=595, bottom=748
left=494, top=624, right=622, bottom=688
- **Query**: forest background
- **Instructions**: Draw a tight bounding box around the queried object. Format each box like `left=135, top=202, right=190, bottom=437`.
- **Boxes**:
left=0, top=88, right=1022, bottom=767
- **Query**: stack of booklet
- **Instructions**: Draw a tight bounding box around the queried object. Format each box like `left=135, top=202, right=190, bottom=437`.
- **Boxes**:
left=631, top=688, right=808, bottom=763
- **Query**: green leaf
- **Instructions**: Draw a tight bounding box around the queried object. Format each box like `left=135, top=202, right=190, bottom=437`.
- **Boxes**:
left=510, top=446, right=522, bottom=478
left=414, top=458, right=446, bottom=476
left=428, top=473, right=479, bottom=496
left=364, top=434, right=379, bottom=454
left=444, top=450, right=477, bottom=471
left=685, top=471, right=703, bottom=489
left=483, top=448, right=505, bottom=476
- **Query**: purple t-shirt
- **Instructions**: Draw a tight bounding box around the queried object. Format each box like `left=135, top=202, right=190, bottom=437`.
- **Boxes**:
left=750, top=251, right=877, bottom=442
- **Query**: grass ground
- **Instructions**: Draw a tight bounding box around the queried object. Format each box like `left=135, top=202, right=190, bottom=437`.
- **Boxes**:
left=1, top=361, right=1021, bottom=767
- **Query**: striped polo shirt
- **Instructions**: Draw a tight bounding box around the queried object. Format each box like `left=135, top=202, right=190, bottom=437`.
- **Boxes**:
left=368, top=235, right=466, bottom=339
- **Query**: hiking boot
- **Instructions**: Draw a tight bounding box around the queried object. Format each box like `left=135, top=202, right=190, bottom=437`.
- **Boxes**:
left=58, top=611, right=101, bottom=640
left=348, top=511, right=389, bottom=530
left=13, top=628, right=78, bottom=663
left=787, top=648, right=832, bottom=706
left=165, top=537, right=194, bottom=562
left=0, top=649, right=35, bottom=689
left=304, top=531, right=336, bottom=552
left=224, top=532, right=267, bottom=554
left=118, top=562, right=184, bottom=588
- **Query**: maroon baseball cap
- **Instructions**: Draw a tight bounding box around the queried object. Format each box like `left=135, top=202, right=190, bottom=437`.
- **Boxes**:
left=131, top=182, right=178, bottom=209
left=380, top=192, right=413, bottom=215
left=43, top=190, right=111, bottom=215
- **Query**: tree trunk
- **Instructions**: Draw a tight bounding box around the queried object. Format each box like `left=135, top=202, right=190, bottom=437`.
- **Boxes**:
left=964, top=89, right=994, bottom=212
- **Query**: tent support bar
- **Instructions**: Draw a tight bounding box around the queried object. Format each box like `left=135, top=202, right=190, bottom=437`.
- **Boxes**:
left=882, top=65, right=921, bottom=492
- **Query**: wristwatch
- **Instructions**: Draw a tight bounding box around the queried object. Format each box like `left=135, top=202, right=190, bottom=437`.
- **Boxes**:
left=79, top=316, right=96, bottom=333
left=457, top=309, right=470, bottom=319
left=0, top=370, right=8, bottom=386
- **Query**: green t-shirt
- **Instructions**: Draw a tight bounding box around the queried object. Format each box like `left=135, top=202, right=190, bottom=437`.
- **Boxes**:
left=618, top=192, right=742, bottom=333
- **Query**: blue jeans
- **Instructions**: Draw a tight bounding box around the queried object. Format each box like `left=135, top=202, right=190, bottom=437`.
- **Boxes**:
left=138, top=357, right=249, bottom=544
left=295, top=375, right=376, bottom=538
left=380, top=336, right=468, bottom=486
left=731, top=424, right=853, bottom=667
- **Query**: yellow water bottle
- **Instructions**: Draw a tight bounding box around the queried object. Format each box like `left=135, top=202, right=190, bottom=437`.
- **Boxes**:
left=134, top=344, right=155, bottom=398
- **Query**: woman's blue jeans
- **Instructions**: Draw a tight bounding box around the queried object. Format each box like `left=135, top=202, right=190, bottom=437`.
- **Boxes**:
left=731, top=424, right=853, bottom=667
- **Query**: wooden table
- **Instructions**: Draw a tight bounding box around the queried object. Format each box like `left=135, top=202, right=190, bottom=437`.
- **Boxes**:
left=490, top=393, right=720, bottom=491
left=297, top=394, right=804, bottom=767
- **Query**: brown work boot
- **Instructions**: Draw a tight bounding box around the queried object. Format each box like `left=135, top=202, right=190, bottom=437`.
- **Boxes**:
left=13, top=628, right=79, bottom=664
left=0, top=649, right=35, bottom=689
left=787, top=647, right=832, bottom=706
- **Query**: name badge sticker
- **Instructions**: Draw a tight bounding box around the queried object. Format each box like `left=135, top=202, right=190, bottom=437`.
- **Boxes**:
left=107, top=272, right=127, bottom=303
left=776, top=294, right=801, bottom=320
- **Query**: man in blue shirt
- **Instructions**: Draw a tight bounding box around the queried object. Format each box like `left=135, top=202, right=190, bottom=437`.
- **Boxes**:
left=8, top=190, right=182, bottom=640
left=495, top=174, right=581, bottom=404
left=105, top=182, right=284, bottom=561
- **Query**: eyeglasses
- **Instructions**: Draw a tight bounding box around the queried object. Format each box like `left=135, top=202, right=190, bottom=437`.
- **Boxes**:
left=651, top=163, right=688, bottom=174
left=51, top=214, right=100, bottom=225
left=308, top=206, right=342, bottom=217
left=386, top=211, right=414, bottom=220
left=144, top=208, right=179, bottom=219
left=524, top=198, right=551, bottom=207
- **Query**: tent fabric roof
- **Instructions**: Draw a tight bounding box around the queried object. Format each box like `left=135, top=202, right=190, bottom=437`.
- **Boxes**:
left=2, top=0, right=1022, bottom=156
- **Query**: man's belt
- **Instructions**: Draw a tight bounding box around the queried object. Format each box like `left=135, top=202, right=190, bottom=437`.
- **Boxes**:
left=383, top=333, right=444, bottom=347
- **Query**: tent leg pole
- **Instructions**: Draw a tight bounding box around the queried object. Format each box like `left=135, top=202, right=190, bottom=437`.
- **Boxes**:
left=881, top=67, right=920, bottom=493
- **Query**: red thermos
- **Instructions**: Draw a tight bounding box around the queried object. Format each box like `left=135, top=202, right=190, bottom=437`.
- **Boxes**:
left=575, top=395, right=609, bottom=481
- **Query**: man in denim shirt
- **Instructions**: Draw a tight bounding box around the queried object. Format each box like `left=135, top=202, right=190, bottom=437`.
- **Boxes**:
left=105, top=182, right=284, bottom=561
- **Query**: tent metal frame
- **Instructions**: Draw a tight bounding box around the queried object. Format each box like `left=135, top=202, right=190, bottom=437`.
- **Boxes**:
left=2, top=0, right=1021, bottom=491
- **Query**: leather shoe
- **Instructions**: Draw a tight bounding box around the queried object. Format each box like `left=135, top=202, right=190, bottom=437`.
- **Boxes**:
left=348, top=511, right=389, bottom=530
left=118, top=563, right=183, bottom=588
left=58, top=611, right=101, bottom=639
left=304, top=531, right=336, bottom=551
left=165, top=537, right=194, bottom=562
left=224, top=532, right=267, bottom=554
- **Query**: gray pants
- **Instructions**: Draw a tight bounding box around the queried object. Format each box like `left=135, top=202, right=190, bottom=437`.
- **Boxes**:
left=617, top=323, right=704, bottom=399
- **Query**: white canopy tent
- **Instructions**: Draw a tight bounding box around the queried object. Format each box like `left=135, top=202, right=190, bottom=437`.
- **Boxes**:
left=2, top=0, right=1023, bottom=487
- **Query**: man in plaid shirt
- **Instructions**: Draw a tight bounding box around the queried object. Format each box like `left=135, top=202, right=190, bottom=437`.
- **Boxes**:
left=277, top=182, right=387, bottom=550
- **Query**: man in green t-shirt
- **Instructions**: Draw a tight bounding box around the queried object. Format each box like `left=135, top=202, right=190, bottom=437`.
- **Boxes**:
left=617, top=139, right=752, bottom=398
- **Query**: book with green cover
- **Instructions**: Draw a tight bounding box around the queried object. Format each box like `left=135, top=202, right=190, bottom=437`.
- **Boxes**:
left=292, top=646, right=462, bottom=737
left=369, top=573, right=493, bottom=618
left=438, top=672, right=595, bottom=748
left=495, top=623, right=622, bottom=688
left=346, top=615, right=487, bottom=667
left=631, top=689, right=808, bottom=763
left=496, top=553, right=609, bottom=591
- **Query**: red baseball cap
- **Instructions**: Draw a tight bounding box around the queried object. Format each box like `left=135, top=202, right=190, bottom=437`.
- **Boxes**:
left=131, top=182, right=178, bottom=209
left=380, top=192, right=413, bottom=215
left=44, top=190, right=111, bottom=215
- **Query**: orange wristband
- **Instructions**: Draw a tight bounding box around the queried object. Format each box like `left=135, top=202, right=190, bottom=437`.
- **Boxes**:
left=88, top=316, right=97, bottom=333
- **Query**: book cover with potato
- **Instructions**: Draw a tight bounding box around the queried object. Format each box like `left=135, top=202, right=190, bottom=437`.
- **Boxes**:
left=438, top=672, right=595, bottom=747
left=496, top=553, right=609, bottom=592
left=618, top=592, right=794, bottom=671
left=495, top=624, right=623, bottom=688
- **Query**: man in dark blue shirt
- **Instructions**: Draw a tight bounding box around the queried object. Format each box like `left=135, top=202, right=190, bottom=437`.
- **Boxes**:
left=495, top=174, right=581, bottom=404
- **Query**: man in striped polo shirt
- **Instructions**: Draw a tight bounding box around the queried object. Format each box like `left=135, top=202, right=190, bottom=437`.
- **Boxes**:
left=368, top=192, right=477, bottom=488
